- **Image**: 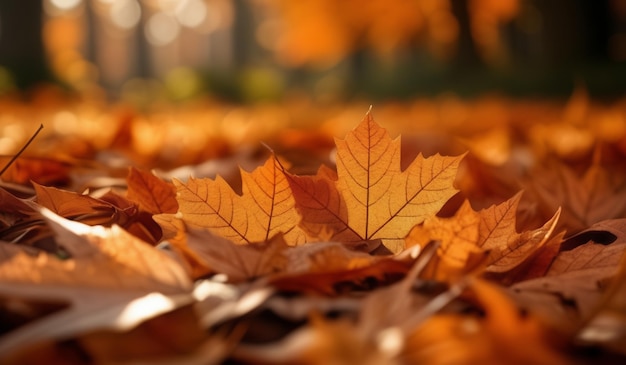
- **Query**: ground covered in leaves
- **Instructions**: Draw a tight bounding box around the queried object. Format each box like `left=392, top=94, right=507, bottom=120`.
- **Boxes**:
left=1, top=89, right=626, bottom=364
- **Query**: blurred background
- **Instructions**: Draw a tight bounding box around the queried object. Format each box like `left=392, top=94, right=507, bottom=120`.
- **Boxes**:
left=1, top=0, right=626, bottom=103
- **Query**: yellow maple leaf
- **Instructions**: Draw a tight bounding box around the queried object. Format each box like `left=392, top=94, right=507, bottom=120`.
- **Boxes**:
left=175, top=155, right=306, bottom=245
left=288, top=110, right=464, bottom=252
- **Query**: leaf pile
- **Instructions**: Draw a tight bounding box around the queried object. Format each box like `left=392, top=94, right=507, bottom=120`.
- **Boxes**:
left=1, top=106, right=626, bottom=364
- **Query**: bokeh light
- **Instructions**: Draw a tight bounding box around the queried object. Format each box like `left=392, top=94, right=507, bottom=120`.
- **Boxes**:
left=146, top=12, right=180, bottom=46
left=110, top=0, right=141, bottom=30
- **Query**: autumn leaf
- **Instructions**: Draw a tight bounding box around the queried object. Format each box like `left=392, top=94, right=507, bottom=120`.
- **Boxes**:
left=269, top=242, right=416, bottom=294
left=175, top=155, right=307, bottom=245
left=288, top=110, right=464, bottom=252
left=34, top=183, right=138, bottom=227
left=184, top=227, right=289, bottom=282
left=510, top=219, right=626, bottom=331
left=524, top=160, right=626, bottom=234
left=0, top=208, right=193, bottom=356
left=181, top=225, right=413, bottom=294
left=407, top=280, right=572, bottom=365
left=577, top=223, right=626, bottom=355
left=407, top=192, right=561, bottom=280
left=0, top=156, right=73, bottom=186
left=126, top=167, right=178, bottom=215
left=0, top=187, right=53, bottom=251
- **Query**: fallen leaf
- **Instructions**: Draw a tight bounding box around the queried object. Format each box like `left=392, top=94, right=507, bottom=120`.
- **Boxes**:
left=0, top=187, right=53, bottom=251
left=407, top=193, right=560, bottom=280
left=184, top=227, right=289, bottom=282
left=288, top=110, right=464, bottom=252
left=525, top=160, right=626, bottom=234
left=34, top=183, right=137, bottom=227
left=510, top=219, right=626, bottom=331
left=126, top=167, right=178, bottom=215
left=577, top=231, right=626, bottom=355
left=175, top=155, right=307, bottom=245
left=182, top=225, right=411, bottom=294
left=406, top=280, right=572, bottom=365
left=0, top=156, right=73, bottom=186
left=0, top=209, right=193, bottom=357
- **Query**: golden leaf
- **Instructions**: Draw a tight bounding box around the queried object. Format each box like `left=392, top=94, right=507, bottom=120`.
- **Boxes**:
left=175, top=155, right=306, bottom=245
left=409, top=193, right=560, bottom=280
left=289, top=110, right=464, bottom=252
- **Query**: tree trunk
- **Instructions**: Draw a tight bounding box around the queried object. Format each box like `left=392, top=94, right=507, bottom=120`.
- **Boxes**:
left=0, top=0, right=52, bottom=89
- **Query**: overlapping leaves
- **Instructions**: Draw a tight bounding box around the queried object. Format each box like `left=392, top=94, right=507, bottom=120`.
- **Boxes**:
left=174, top=110, right=464, bottom=253
left=3, top=106, right=626, bottom=364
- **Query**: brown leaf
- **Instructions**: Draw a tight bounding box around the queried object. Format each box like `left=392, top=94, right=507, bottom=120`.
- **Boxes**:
left=126, top=167, right=178, bottom=215
left=525, top=161, right=626, bottom=234
left=578, top=226, right=626, bottom=354
left=0, top=209, right=193, bottom=356
left=175, top=155, right=307, bottom=245
left=269, top=244, right=416, bottom=295
left=34, top=183, right=137, bottom=227
left=510, top=219, right=626, bottom=330
left=182, top=225, right=410, bottom=294
left=0, top=156, right=73, bottom=186
left=184, top=227, right=289, bottom=282
left=0, top=188, right=53, bottom=251
left=288, top=110, right=464, bottom=252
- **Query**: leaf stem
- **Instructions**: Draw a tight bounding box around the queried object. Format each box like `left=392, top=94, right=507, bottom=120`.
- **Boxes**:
left=0, top=124, right=44, bottom=177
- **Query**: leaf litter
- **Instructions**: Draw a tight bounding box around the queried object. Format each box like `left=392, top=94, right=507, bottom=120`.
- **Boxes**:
left=0, top=104, right=625, bottom=364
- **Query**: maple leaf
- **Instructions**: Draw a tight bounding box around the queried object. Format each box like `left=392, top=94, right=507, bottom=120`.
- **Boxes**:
left=175, top=155, right=307, bottom=245
left=407, top=193, right=561, bottom=280
left=288, top=110, right=464, bottom=252
left=126, top=167, right=178, bottom=215
left=524, top=160, right=626, bottom=234
left=510, top=219, right=626, bottom=331
left=0, top=208, right=193, bottom=357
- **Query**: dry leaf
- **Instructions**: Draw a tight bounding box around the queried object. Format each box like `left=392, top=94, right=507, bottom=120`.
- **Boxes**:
left=525, top=160, right=626, bottom=234
left=408, top=193, right=560, bottom=280
left=126, top=167, right=179, bottom=215
left=578, top=229, right=626, bottom=354
left=510, top=219, right=626, bottom=331
left=288, top=110, right=464, bottom=252
left=406, top=280, right=572, bottom=365
left=34, top=183, right=137, bottom=227
left=0, top=187, right=53, bottom=251
left=0, top=156, right=73, bottom=186
left=0, top=209, right=193, bottom=356
left=184, top=227, right=289, bottom=282
left=175, top=155, right=307, bottom=245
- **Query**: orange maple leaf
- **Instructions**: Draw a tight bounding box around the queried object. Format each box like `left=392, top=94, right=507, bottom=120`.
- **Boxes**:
left=408, top=192, right=560, bottom=280
left=288, top=110, right=464, bottom=252
left=175, top=155, right=306, bottom=245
